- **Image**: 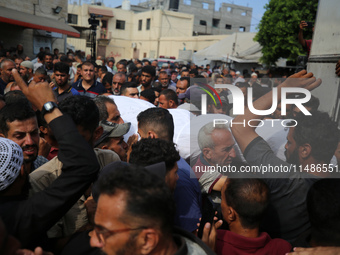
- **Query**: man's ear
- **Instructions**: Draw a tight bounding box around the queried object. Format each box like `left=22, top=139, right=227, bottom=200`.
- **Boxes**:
left=299, top=143, right=312, bottom=159
left=202, top=147, right=212, bottom=160
left=39, top=126, right=48, bottom=135
left=227, top=206, right=237, bottom=223
left=93, top=126, right=103, bottom=143
left=169, top=100, right=174, bottom=108
left=0, top=133, right=5, bottom=138
left=147, top=130, right=158, bottom=139
left=138, top=228, right=159, bottom=255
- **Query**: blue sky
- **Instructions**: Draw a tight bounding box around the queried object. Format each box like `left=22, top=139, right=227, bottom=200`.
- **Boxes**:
left=101, top=0, right=269, bottom=32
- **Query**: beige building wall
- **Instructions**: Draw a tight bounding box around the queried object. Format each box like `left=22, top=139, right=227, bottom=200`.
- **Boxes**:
left=0, top=0, right=69, bottom=57
left=67, top=4, right=224, bottom=62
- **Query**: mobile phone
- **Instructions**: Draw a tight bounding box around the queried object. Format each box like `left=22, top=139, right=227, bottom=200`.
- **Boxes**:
left=197, top=195, right=215, bottom=239
left=306, top=22, right=313, bottom=29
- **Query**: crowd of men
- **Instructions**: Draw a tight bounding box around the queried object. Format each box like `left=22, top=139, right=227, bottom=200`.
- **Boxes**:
left=1, top=43, right=340, bottom=255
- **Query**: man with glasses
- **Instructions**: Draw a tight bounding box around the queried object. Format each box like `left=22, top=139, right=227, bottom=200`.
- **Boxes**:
left=112, top=73, right=126, bottom=95
left=90, top=164, right=214, bottom=255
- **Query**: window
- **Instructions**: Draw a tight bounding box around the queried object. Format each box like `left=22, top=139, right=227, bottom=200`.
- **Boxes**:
left=239, top=26, right=246, bottom=32
left=212, top=19, right=220, bottom=28
left=202, top=3, right=209, bottom=9
left=138, top=20, right=143, bottom=31
left=200, top=20, right=207, bottom=26
left=241, top=12, right=247, bottom=16
left=116, top=20, right=125, bottom=30
left=68, top=14, right=78, bottom=24
left=146, top=18, right=151, bottom=30
left=227, top=7, right=232, bottom=12
left=183, top=0, right=191, bottom=5
left=225, top=24, right=232, bottom=29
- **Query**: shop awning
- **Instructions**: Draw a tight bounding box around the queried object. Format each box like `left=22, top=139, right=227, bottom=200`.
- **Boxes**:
left=88, top=6, right=114, bottom=17
left=0, top=7, right=80, bottom=37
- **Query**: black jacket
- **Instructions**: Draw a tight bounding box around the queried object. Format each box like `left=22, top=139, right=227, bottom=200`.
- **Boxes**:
left=0, top=114, right=99, bottom=249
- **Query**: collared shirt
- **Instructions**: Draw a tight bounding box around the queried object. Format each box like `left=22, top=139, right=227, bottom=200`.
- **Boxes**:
left=72, top=79, right=106, bottom=98
left=53, top=86, right=80, bottom=102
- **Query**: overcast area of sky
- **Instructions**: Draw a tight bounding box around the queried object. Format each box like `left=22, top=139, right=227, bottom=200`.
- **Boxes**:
left=98, top=0, right=270, bottom=32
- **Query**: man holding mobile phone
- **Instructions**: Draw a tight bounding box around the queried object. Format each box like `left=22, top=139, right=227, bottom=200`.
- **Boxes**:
left=298, top=20, right=314, bottom=57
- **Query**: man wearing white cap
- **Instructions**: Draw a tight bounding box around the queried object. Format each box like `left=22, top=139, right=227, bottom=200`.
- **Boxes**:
left=19, top=61, right=34, bottom=84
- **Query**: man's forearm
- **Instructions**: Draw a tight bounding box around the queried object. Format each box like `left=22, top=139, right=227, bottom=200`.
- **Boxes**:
left=298, top=30, right=306, bottom=47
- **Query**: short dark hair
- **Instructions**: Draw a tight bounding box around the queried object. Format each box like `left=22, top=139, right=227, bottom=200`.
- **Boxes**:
left=160, top=89, right=178, bottom=107
left=137, top=108, right=174, bottom=141
left=120, top=82, right=138, bottom=95
left=140, top=89, right=155, bottom=104
left=293, top=111, right=339, bottom=163
left=225, top=178, right=269, bottom=229
left=179, top=77, right=190, bottom=87
left=44, top=53, right=53, bottom=58
left=98, top=66, right=108, bottom=73
left=129, top=138, right=180, bottom=173
left=93, top=95, right=116, bottom=122
left=37, top=52, right=45, bottom=61
left=82, top=61, right=94, bottom=69
left=189, top=69, right=198, bottom=77
left=59, top=96, right=99, bottom=134
left=307, top=179, right=340, bottom=246
left=0, top=102, right=36, bottom=136
left=94, top=164, right=175, bottom=234
left=3, top=91, right=29, bottom=106
left=141, top=66, right=156, bottom=77
left=54, top=62, right=70, bottom=74
left=117, top=61, right=127, bottom=68
left=102, top=72, right=113, bottom=86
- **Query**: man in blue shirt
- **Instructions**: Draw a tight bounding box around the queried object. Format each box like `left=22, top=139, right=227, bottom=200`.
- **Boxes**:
left=72, top=61, right=106, bottom=98
left=53, top=62, right=80, bottom=102
left=137, top=108, right=202, bottom=232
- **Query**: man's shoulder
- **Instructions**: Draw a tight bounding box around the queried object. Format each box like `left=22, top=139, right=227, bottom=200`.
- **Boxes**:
left=33, top=155, right=49, bottom=170
left=70, top=87, right=80, bottom=95
left=30, top=157, right=62, bottom=192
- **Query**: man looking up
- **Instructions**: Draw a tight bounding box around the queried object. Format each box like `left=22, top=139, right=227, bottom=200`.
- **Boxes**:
left=139, top=65, right=155, bottom=92
left=52, top=62, right=80, bottom=102
left=112, top=72, right=126, bottom=95
left=72, top=61, right=106, bottom=98
left=137, top=108, right=202, bottom=232
left=231, top=70, right=339, bottom=242
left=0, top=59, right=15, bottom=95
